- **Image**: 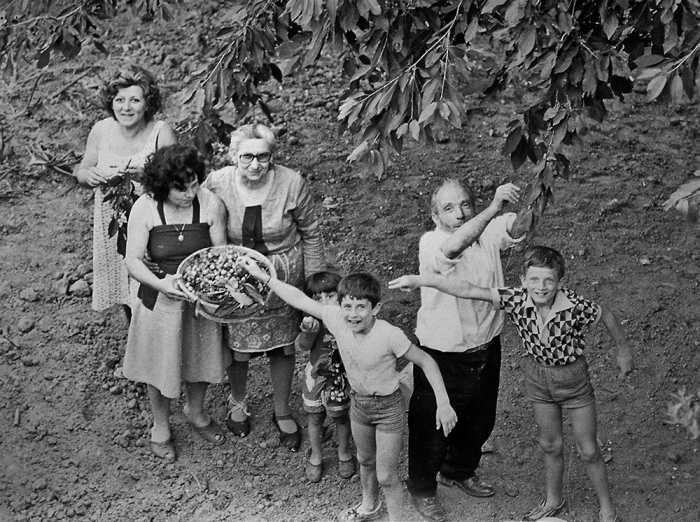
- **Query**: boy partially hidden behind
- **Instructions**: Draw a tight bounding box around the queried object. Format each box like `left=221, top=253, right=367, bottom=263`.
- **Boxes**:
left=238, top=257, right=457, bottom=522
left=295, top=271, right=355, bottom=483
left=389, top=245, right=634, bottom=522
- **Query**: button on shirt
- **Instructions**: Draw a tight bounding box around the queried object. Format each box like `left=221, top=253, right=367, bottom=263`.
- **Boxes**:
left=491, top=287, right=601, bottom=366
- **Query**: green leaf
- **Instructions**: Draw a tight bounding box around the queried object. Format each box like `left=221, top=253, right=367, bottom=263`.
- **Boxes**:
left=409, top=120, right=421, bottom=141
left=634, top=54, right=665, bottom=68
left=482, top=0, right=509, bottom=15
left=418, top=101, right=437, bottom=124
left=519, top=26, right=536, bottom=57
left=636, top=67, right=662, bottom=81
left=502, top=127, right=523, bottom=156
left=646, top=75, right=667, bottom=101
left=552, top=120, right=567, bottom=146
left=603, top=14, right=618, bottom=40
left=347, top=141, right=370, bottom=162
left=510, top=137, right=528, bottom=171
left=670, top=74, right=684, bottom=105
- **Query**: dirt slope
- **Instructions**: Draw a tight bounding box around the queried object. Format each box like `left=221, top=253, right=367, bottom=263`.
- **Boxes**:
left=1, top=4, right=699, bottom=522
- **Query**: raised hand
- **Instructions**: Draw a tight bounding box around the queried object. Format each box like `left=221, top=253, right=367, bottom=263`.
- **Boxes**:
left=490, top=183, right=521, bottom=211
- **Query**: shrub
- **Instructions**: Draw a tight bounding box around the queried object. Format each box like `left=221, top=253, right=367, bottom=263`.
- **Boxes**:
left=665, top=388, right=700, bottom=440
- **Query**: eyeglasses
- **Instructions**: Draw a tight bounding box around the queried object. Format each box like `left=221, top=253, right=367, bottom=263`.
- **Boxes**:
left=239, top=152, right=272, bottom=164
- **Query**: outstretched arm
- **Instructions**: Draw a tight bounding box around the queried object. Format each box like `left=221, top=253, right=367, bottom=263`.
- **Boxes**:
left=600, top=307, right=634, bottom=378
left=388, top=274, right=494, bottom=302
left=442, top=183, right=521, bottom=258
left=403, top=345, right=457, bottom=436
left=237, top=256, right=324, bottom=319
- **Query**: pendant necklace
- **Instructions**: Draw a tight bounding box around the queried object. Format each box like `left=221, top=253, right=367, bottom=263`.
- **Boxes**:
left=174, top=223, right=186, bottom=242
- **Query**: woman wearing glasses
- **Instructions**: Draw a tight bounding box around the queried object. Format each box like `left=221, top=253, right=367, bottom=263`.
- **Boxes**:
left=204, top=123, right=326, bottom=451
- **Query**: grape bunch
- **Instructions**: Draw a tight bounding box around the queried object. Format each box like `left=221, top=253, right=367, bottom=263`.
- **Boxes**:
left=180, top=247, right=271, bottom=316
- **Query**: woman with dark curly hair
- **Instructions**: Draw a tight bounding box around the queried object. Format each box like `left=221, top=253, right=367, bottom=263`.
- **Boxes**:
left=75, top=65, right=177, bottom=317
left=122, top=145, right=231, bottom=463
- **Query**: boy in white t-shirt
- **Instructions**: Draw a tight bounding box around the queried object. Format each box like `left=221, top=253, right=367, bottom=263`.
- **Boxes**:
left=238, top=257, right=457, bottom=522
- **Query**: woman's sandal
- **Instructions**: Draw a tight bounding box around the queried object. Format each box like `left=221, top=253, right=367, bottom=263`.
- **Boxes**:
left=150, top=438, right=177, bottom=463
left=272, top=412, right=301, bottom=452
left=226, top=395, right=250, bottom=438
left=336, top=500, right=385, bottom=522
left=523, top=498, right=567, bottom=521
left=191, top=418, right=226, bottom=446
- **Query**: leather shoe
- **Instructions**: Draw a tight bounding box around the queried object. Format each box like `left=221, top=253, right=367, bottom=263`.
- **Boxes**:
left=272, top=412, right=301, bottom=452
left=436, top=472, right=495, bottom=497
left=411, top=495, right=447, bottom=522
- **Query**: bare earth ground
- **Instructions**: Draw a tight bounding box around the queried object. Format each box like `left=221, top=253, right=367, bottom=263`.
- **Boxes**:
left=1, top=4, right=700, bottom=522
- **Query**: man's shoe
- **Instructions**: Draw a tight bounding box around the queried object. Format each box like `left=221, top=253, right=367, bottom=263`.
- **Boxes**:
left=411, top=495, right=447, bottom=522
left=436, top=472, right=495, bottom=498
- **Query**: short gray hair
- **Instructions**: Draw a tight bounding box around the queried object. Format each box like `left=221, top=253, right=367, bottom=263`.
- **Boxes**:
left=228, top=124, right=276, bottom=162
left=430, top=179, right=476, bottom=214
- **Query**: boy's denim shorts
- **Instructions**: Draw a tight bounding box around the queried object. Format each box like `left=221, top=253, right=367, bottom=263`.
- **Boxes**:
left=524, top=355, right=595, bottom=409
left=350, top=388, right=405, bottom=433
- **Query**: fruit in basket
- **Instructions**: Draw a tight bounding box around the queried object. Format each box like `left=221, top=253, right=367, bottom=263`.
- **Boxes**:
left=180, top=248, right=271, bottom=316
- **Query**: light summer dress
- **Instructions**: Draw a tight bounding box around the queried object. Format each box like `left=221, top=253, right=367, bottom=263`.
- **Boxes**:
left=90, top=118, right=167, bottom=311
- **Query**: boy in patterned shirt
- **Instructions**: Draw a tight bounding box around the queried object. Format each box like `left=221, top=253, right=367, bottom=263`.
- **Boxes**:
left=389, top=245, right=634, bottom=522
left=295, top=271, right=355, bottom=483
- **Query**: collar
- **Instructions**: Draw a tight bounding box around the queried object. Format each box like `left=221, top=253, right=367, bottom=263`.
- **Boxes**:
left=523, top=289, right=573, bottom=321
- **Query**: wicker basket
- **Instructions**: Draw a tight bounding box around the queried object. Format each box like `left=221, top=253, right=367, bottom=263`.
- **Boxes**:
left=177, top=245, right=276, bottom=323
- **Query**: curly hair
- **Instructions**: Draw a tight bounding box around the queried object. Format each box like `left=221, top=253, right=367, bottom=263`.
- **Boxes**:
left=228, top=124, right=276, bottom=163
left=141, top=145, right=206, bottom=202
left=100, top=65, right=162, bottom=122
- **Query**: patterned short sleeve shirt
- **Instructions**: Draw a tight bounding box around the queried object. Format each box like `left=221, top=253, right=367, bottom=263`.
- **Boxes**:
left=496, top=287, right=601, bottom=366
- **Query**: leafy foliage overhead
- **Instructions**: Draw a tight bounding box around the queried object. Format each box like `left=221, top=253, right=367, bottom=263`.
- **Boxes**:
left=3, top=0, right=700, bottom=233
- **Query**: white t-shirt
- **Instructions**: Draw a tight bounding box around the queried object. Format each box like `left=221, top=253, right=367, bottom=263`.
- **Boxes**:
left=415, top=213, right=523, bottom=352
left=322, top=306, right=411, bottom=396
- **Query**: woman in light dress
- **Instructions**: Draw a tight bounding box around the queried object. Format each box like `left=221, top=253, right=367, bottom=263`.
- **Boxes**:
left=75, top=65, right=177, bottom=319
left=123, top=145, right=231, bottom=462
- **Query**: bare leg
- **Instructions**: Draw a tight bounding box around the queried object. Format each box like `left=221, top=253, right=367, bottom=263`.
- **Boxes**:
left=570, top=403, right=616, bottom=520
left=351, top=419, right=380, bottom=513
left=308, top=411, right=325, bottom=465
left=226, top=360, right=249, bottom=422
left=336, top=413, right=353, bottom=462
left=375, top=430, right=405, bottom=521
left=183, top=381, right=210, bottom=427
left=270, top=351, right=297, bottom=432
left=532, top=402, right=565, bottom=508
left=147, top=384, right=171, bottom=443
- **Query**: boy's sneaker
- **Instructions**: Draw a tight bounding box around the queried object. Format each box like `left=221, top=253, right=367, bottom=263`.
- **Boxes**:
left=411, top=495, right=447, bottom=522
left=522, top=498, right=567, bottom=521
